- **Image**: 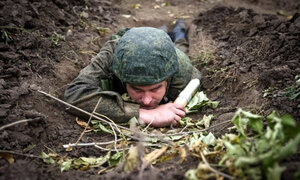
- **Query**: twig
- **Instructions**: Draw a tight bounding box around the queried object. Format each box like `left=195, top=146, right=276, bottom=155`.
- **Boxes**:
left=158, top=120, right=232, bottom=137
left=109, top=123, right=119, bottom=152
left=94, top=145, right=130, bottom=152
left=75, top=97, right=102, bottom=145
left=179, top=124, right=188, bottom=133
left=63, top=140, right=122, bottom=148
left=0, top=150, right=41, bottom=159
left=93, top=112, right=127, bottom=141
left=215, top=121, right=232, bottom=136
left=142, top=118, right=154, bottom=132
left=63, top=140, right=165, bottom=149
left=0, top=118, right=41, bottom=131
left=200, top=151, right=234, bottom=179
left=38, top=90, right=133, bottom=133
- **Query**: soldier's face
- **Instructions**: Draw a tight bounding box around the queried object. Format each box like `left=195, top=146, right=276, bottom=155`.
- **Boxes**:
left=126, top=80, right=168, bottom=109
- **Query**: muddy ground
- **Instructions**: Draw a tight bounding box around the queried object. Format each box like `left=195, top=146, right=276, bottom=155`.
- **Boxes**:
left=0, top=0, right=299, bottom=179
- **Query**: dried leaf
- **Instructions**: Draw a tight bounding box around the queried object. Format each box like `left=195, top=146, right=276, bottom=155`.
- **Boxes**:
left=76, top=117, right=92, bottom=129
left=203, top=114, right=214, bottom=128
left=153, top=5, right=161, bottom=9
left=96, top=27, right=110, bottom=36
left=0, top=152, right=14, bottom=164
left=178, top=146, right=188, bottom=163
left=131, top=3, right=141, bottom=9
left=143, top=146, right=168, bottom=164
left=124, top=146, right=141, bottom=172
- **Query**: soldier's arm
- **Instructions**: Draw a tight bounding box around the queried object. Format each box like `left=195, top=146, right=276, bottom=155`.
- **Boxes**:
left=64, top=39, right=139, bottom=123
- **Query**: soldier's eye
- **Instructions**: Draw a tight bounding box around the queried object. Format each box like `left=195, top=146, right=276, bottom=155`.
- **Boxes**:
left=134, top=89, right=142, bottom=93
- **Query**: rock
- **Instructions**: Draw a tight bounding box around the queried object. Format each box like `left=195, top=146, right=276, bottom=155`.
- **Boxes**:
left=0, top=104, right=12, bottom=109
left=0, top=110, right=8, bottom=118
left=66, top=29, right=73, bottom=37
left=29, top=84, right=41, bottom=91
left=81, top=11, right=89, bottom=18
left=0, top=52, right=20, bottom=61
left=23, top=110, right=45, bottom=119
left=0, top=79, right=6, bottom=87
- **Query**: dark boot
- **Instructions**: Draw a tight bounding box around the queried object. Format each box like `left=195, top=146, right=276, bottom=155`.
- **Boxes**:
left=171, top=19, right=186, bottom=42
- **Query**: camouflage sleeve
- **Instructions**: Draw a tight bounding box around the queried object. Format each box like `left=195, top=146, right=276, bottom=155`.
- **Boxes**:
left=167, top=47, right=202, bottom=100
left=64, top=38, right=140, bottom=123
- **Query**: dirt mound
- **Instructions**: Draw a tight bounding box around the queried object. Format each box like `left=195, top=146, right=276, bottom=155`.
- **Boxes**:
left=0, top=0, right=120, bottom=179
left=0, top=0, right=119, bottom=122
left=194, top=6, right=300, bottom=120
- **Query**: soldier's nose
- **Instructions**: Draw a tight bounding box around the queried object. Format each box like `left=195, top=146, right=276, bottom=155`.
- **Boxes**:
left=141, top=95, right=152, bottom=105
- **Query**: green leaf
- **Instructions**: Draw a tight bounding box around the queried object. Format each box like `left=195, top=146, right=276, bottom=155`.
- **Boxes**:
left=179, top=117, right=194, bottom=127
left=244, top=167, right=262, bottom=180
left=40, top=152, right=55, bottom=164
left=187, top=93, right=200, bottom=109
left=170, top=135, right=184, bottom=141
left=99, top=123, right=113, bottom=134
left=232, top=109, right=247, bottom=136
left=281, top=114, right=296, bottom=127
left=60, top=159, right=72, bottom=172
left=108, top=151, right=124, bottom=167
left=248, top=117, right=263, bottom=134
left=80, top=157, right=97, bottom=164
left=223, top=141, right=245, bottom=157
left=235, top=150, right=273, bottom=167
left=266, top=111, right=281, bottom=127
left=274, top=134, right=300, bottom=162
left=185, top=169, right=198, bottom=180
left=209, top=101, right=220, bottom=108
left=256, top=138, right=269, bottom=153
left=203, top=132, right=216, bottom=145
left=267, top=163, right=286, bottom=180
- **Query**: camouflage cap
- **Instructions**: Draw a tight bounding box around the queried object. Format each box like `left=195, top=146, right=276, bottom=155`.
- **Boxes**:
left=112, top=27, right=178, bottom=85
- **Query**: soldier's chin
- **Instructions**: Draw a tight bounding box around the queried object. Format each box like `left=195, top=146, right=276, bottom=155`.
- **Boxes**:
left=140, top=105, right=156, bottom=110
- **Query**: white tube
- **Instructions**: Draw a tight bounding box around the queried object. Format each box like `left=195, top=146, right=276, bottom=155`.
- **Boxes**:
left=174, top=79, right=200, bottom=106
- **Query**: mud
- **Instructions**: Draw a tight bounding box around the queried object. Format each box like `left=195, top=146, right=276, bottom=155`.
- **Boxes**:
left=0, top=0, right=299, bottom=179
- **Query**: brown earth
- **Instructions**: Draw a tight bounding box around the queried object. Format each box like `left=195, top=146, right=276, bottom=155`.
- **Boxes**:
left=0, top=0, right=299, bottom=179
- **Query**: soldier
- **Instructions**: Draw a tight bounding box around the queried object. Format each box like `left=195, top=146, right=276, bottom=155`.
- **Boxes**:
left=64, top=20, right=201, bottom=127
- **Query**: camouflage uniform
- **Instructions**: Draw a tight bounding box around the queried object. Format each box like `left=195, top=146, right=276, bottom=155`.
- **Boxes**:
left=64, top=27, right=201, bottom=123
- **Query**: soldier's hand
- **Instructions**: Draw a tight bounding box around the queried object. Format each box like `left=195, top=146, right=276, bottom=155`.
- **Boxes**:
left=139, top=103, right=186, bottom=127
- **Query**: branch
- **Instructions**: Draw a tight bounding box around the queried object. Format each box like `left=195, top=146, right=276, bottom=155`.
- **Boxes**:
left=109, top=123, right=119, bottom=152
left=94, top=145, right=130, bottom=152
left=75, top=97, right=102, bottom=145
left=38, top=90, right=129, bottom=130
left=63, top=140, right=122, bottom=149
left=200, top=151, right=234, bottom=179
left=0, top=150, right=41, bottom=159
left=0, top=118, right=41, bottom=131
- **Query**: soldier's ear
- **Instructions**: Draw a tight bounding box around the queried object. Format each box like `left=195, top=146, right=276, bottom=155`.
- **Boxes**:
left=167, top=78, right=171, bottom=86
left=166, top=78, right=172, bottom=90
